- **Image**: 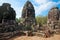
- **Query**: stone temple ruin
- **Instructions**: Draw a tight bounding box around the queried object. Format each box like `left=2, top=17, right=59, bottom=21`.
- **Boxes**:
left=47, top=7, right=60, bottom=35
left=0, top=3, right=17, bottom=32
left=0, top=3, right=19, bottom=39
left=0, top=0, right=60, bottom=40
left=21, top=1, right=36, bottom=31
left=47, top=7, right=60, bottom=30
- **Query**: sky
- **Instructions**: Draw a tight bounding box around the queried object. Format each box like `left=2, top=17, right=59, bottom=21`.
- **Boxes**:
left=0, top=0, right=60, bottom=18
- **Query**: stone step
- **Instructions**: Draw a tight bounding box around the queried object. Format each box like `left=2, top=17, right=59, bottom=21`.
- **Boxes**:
left=0, top=31, right=18, bottom=39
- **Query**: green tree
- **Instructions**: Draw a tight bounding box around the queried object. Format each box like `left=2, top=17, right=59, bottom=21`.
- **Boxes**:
left=16, top=18, right=22, bottom=23
left=36, top=16, right=47, bottom=25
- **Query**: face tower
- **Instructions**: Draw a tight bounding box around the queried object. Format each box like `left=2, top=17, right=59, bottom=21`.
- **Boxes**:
left=47, top=7, right=60, bottom=29
left=21, top=0, right=36, bottom=29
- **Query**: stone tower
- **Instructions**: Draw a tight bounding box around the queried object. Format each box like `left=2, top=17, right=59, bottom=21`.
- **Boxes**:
left=0, top=3, right=20, bottom=39
left=0, top=3, right=17, bottom=33
left=21, top=0, right=36, bottom=30
left=47, top=7, right=60, bottom=29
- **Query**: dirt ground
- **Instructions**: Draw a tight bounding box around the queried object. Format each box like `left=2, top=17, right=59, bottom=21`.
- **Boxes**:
left=10, top=34, right=60, bottom=40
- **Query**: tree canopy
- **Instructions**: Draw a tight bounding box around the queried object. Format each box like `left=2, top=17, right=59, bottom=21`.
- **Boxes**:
left=36, top=16, right=47, bottom=25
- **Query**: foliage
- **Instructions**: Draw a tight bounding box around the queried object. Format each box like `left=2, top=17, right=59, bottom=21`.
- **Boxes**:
left=16, top=16, right=47, bottom=25
left=36, top=16, right=47, bottom=25
left=16, top=18, right=22, bottom=23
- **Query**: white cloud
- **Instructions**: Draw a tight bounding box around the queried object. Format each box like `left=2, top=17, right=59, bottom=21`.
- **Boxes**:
left=34, top=0, right=60, bottom=16
left=35, top=2, right=56, bottom=13
left=57, top=1, right=60, bottom=4
left=34, top=0, right=49, bottom=5
left=16, top=7, right=23, bottom=18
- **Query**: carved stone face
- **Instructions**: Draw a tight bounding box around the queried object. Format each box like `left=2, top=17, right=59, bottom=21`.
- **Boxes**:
left=21, top=1, right=36, bottom=29
left=48, top=7, right=59, bottom=21
left=0, top=3, right=16, bottom=21
left=48, top=7, right=60, bottom=29
left=28, top=4, right=31, bottom=7
left=22, top=1, right=35, bottom=18
left=7, top=6, right=10, bottom=10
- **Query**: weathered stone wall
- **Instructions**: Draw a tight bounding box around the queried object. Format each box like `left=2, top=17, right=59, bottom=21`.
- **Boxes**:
left=21, top=1, right=36, bottom=31
left=47, top=7, right=60, bottom=30
left=0, top=3, right=16, bottom=21
left=0, top=3, right=18, bottom=39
